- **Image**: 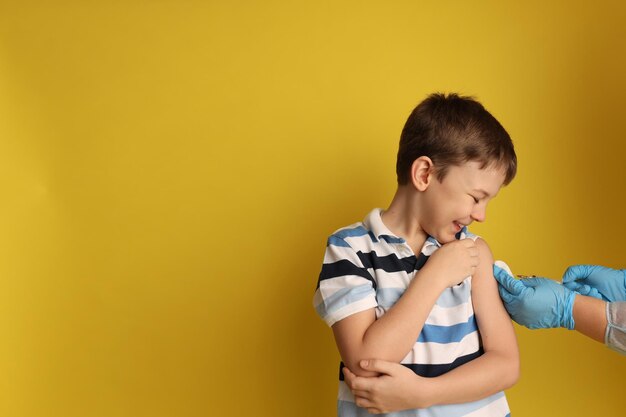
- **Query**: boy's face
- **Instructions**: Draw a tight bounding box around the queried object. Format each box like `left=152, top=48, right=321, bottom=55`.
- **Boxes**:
left=420, top=161, right=506, bottom=244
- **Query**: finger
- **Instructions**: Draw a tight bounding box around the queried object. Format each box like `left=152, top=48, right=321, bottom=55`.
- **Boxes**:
left=355, top=396, right=376, bottom=409
left=575, top=284, right=592, bottom=296
left=493, top=265, right=526, bottom=296
left=586, top=287, right=607, bottom=301
left=562, top=264, right=595, bottom=284
left=351, top=390, right=370, bottom=399
left=498, top=285, right=517, bottom=305
left=367, top=408, right=384, bottom=415
left=360, top=358, right=396, bottom=375
left=562, top=280, right=584, bottom=292
left=342, top=367, right=356, bottom=388
left=343, top=368, right=375, bottom=392
left=494, top=260, right=513, bottom=276
left=572, top=284, right=605, bottom=301
left=493, top=264, right=512, bottom=279
left=346, top=375, right=369, bottom=392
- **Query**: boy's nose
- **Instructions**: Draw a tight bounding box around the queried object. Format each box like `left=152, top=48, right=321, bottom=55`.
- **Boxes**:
left=471, top=205, right=486, bottom=223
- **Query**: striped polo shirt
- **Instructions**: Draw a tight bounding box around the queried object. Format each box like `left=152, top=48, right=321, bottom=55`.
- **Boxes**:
left=314, top=208, right=510, bottom=417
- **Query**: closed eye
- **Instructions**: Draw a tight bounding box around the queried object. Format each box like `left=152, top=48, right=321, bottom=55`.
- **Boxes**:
left=470, top=195, right=479, bottom=203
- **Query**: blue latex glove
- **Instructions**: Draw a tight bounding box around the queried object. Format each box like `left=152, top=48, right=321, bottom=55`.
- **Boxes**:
left=562, top=264, right=626, bottom=302
left=493, top=264, right=576, bottom=330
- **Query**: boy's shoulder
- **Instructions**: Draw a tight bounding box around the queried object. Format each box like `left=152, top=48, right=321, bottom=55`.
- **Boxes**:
left=325, top=220, right=370, bottom=251
left=324, top=209, right=393, bottom=253
left=326, top=208, right=382, bottom=242
left=458, top=231, right=494, bottom=269
left=329, top=221, right=367, bottom=240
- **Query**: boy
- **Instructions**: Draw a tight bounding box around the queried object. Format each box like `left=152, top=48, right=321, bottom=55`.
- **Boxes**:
left=313, top=93, right=519, bottom=416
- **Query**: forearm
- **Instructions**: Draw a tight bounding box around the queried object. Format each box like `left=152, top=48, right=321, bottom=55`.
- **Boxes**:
left=421, top=350, right=518, bottom=406
left=364, top=273, right=444, bottom=352
left=335, top=268, right=446, bottom=376
left=572, top=296, right=626, bottom=355
left=572, top=294, right=607, bottom=343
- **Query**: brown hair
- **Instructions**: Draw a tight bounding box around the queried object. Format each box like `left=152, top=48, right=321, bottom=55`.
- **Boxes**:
left=396, top=93, right=517, bottom=185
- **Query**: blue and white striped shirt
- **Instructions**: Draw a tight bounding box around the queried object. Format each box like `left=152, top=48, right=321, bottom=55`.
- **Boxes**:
left=314, top=208, right=510, bottom=417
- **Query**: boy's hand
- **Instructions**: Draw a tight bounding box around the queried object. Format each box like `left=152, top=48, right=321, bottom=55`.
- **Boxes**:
left=421, top=239, right=479, bottom=288
left=343, top=360, right=434, bottom=413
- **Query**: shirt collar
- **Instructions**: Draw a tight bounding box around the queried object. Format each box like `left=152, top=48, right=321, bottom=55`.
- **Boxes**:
left=364, top=208, right=404, bottom=242
left=364, top=208, right=469, bottom=248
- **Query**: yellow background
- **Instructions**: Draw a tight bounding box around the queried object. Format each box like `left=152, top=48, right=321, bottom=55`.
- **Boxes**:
left=1, top=1, right=625, bottom=416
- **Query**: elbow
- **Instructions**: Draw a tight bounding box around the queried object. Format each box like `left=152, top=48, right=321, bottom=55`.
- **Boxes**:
left=502, top=356, right=521, bottom=389
left=505, top=369, right=520, bottom=390
left=342, top=356, right=380, bottom=378
left=487, top=349, right=520, bottom=389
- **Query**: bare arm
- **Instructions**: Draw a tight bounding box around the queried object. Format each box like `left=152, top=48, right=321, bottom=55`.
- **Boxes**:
left=333, top=270, right=445, bottom=377
left=342, top=239, right=520, bottom=412
left=426, top=238, right=519, bottom=403
left=572, top=294, right=607, bottom=342
left=333, top=239, right=479, bottom=377
left=425, top=238, right=520, bottom=404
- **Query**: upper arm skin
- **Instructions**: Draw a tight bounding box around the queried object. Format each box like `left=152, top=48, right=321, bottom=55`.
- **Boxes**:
left=471, top=238, right=520, bottom=384
left=332, top=308, right=378, bottom=376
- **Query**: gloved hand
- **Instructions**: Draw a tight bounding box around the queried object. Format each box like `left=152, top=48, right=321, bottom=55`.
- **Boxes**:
left=493, top=263, right=576, bottom=330
left=562, top=264, right=626, bottom=302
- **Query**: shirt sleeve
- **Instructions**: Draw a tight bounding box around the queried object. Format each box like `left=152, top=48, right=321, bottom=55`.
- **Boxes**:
left=605, top=301, right=626, bottom=355
left=313, top=235, right=377, bottom=327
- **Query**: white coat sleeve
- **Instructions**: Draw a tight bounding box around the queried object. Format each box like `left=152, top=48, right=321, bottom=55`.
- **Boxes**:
left=606, top=301, right=626, bottom=355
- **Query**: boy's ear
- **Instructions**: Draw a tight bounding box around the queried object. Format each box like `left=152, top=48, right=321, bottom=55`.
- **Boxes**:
left=410, top=156, right=434, bottom=191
